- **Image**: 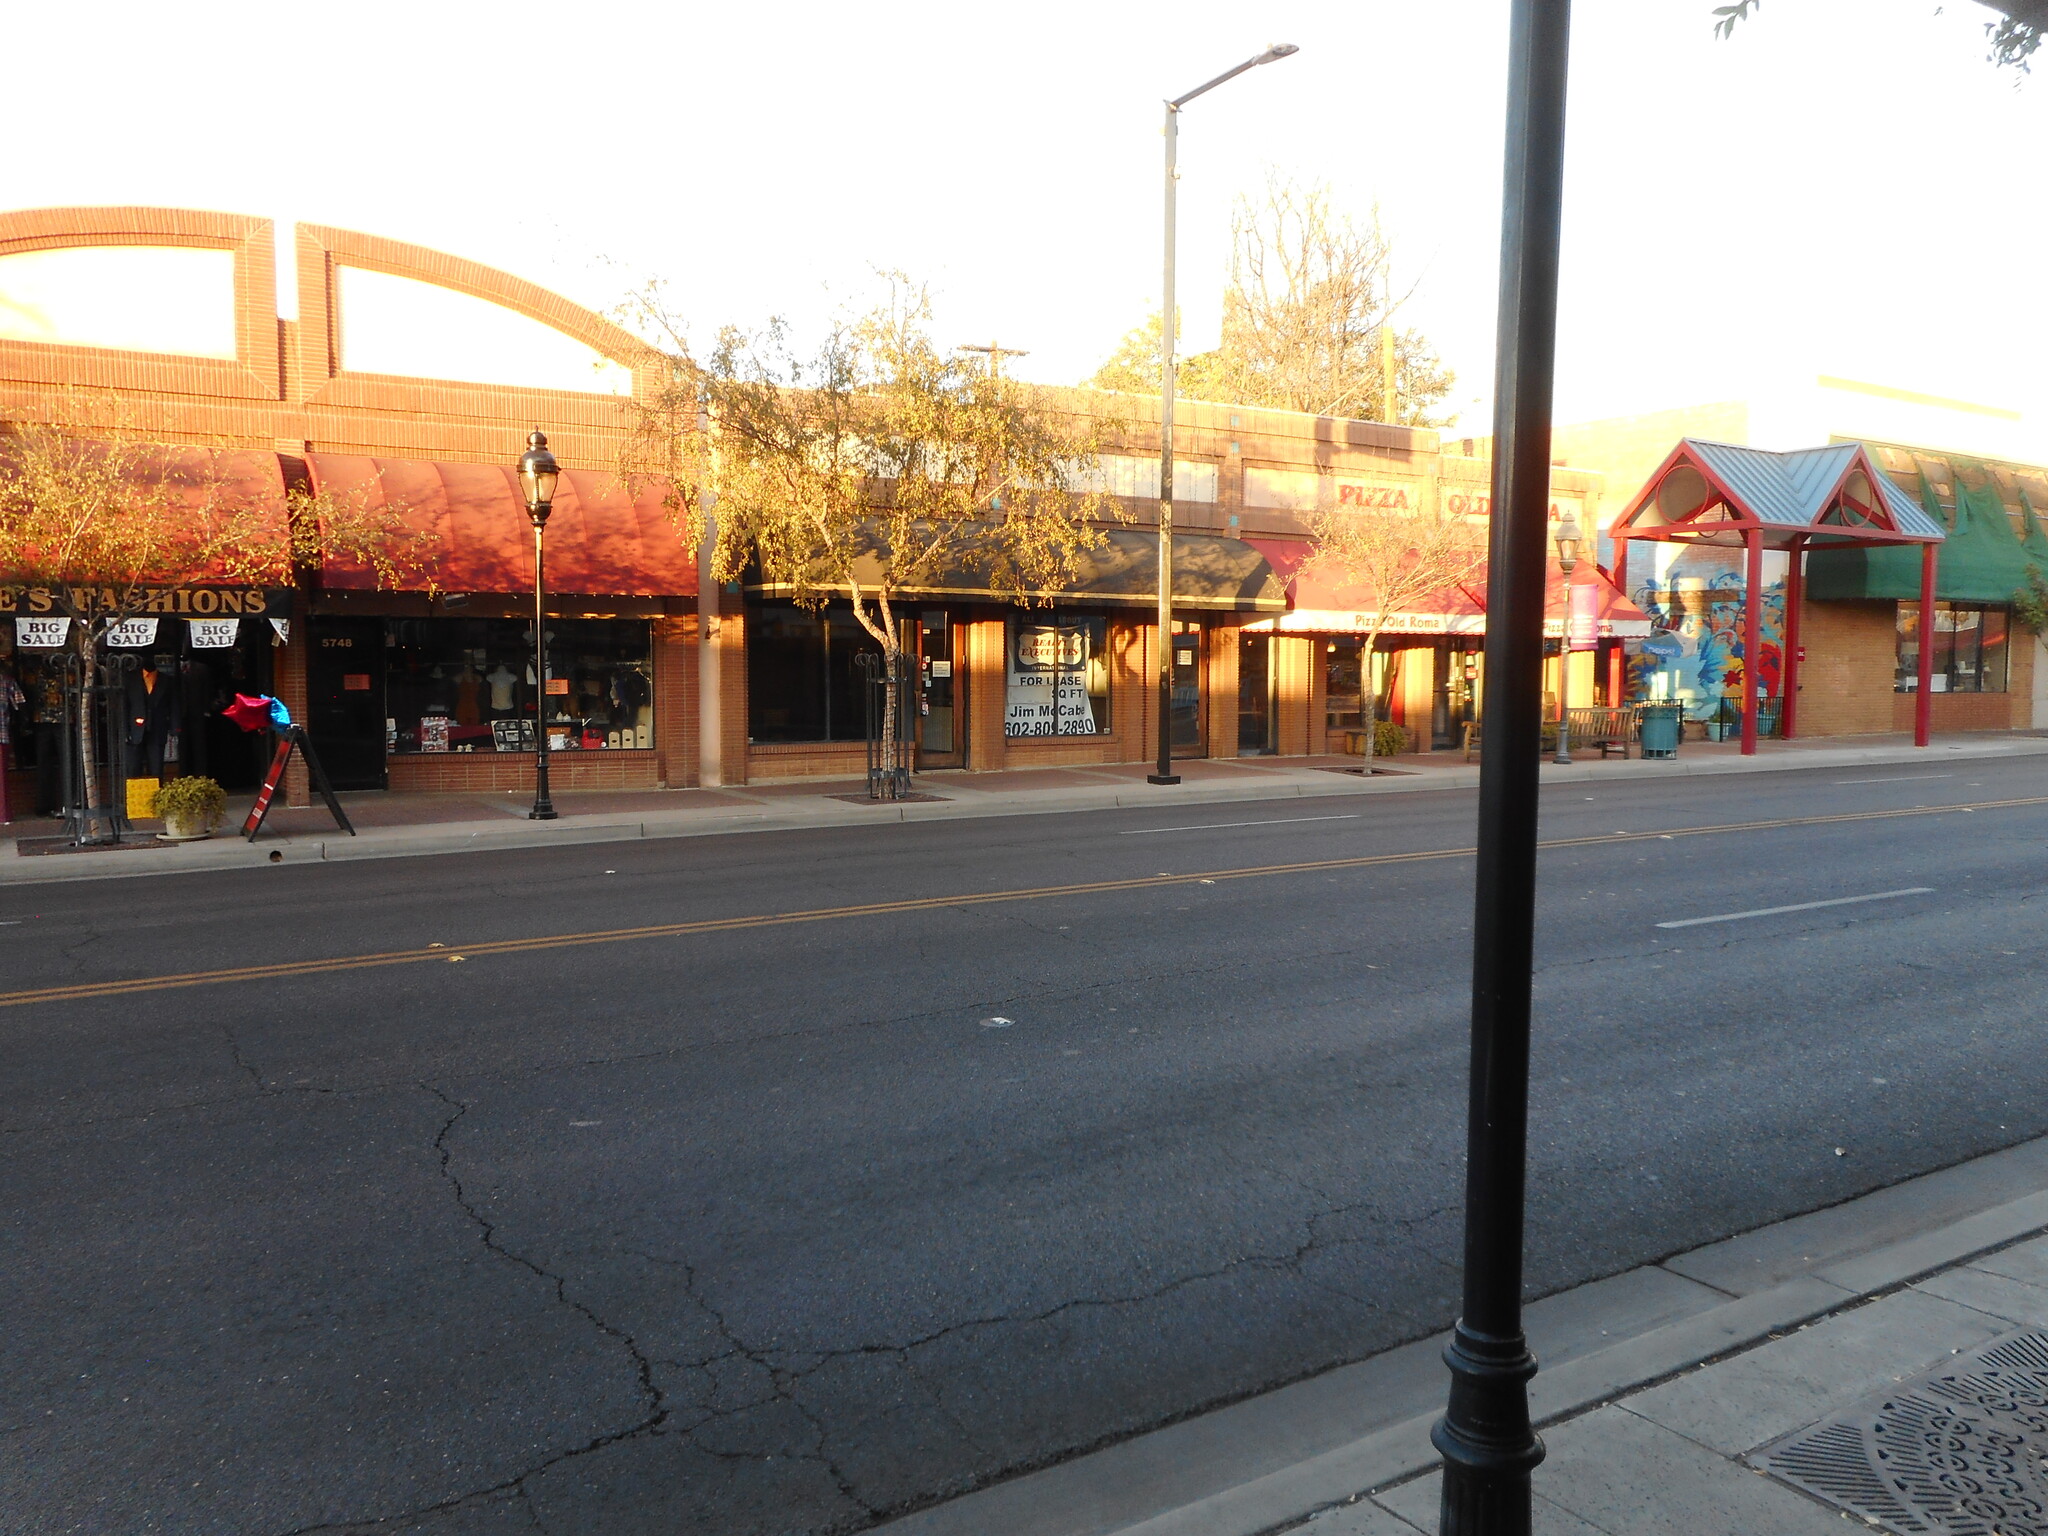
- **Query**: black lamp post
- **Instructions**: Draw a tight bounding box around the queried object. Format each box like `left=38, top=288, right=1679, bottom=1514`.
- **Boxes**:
left=1552, top=507, right=1582, bottom=766
left=1433, top=1, right=1571, bottom=1531
left=518, top=429, right=560, bottom=822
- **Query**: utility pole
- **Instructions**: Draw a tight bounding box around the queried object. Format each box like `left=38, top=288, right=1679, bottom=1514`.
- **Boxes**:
left=956, top=342, right=1030, bottom=379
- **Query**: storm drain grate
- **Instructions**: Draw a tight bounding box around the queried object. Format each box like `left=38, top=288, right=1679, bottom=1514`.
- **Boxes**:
left=1753, top=1330, right=2048, bottom=1534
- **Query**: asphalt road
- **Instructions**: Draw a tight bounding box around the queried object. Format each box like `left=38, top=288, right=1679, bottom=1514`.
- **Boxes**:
left=5, top=757, right=2048, bottom=1535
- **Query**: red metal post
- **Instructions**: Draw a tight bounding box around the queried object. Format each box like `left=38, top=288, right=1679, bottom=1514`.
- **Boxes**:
left=1741, top=528, right=1762, bottom=756
left=1608, top=534, right=1631, bottom=707
left=1780, top=540, right=1803, bottom=740
left=1915, top=541, right=1936, bottom=747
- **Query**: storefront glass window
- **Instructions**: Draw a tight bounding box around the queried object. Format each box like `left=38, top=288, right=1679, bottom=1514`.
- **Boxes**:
left=1005, top=613, right=1110, bottom=737
left=747, top=602, right=880, bottom=742
left=383, top=618, right=652, bottom=753
left=1895, top=602, right=2009, bottom=694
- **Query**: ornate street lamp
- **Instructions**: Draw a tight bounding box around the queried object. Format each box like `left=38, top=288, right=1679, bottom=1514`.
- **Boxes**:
left=517, top=429, right=560, bottom=821
left=1552, top=506, right=1582, bottom=766
left=1151, top=42, right=1298, bottom=787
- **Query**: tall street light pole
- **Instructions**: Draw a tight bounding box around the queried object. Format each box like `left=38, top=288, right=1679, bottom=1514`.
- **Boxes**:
left=1551, top=507, right=1581, bottom=766
left=1151, top=42, right=1298, bottom=787
left=1433, top=2, right=1571, bottom=1532
left=518, top=429, right=560, bottom=822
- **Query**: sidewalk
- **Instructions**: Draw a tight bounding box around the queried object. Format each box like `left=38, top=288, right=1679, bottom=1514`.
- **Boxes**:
left=4, top=730, right=2045, bottom=885
left=877, top=1132, right=2048, bottom=1536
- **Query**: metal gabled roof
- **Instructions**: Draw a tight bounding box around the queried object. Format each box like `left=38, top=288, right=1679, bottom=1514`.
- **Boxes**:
left=1679, top=439, right=1944, bottom=541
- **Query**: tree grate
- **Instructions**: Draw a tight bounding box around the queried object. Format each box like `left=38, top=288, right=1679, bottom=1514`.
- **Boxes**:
left=1753, top=1330, right=2048, bottom=1535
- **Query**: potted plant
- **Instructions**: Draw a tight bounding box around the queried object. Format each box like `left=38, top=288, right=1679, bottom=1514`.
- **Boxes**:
left=151, top=775, right=227, bottom=841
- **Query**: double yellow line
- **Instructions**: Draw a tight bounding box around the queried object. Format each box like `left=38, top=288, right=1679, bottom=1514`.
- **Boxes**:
left=6, top=793, right=2043, bottom=1011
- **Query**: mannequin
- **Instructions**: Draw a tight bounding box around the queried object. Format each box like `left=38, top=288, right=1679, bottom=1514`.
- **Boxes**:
left=124, top=656, right=177, bottom=777
left=486, top=662, right=517, bottom=712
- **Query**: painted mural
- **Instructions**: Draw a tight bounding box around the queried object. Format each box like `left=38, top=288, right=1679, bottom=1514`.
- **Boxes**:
left=1628, top=566, right=1786, bottom=732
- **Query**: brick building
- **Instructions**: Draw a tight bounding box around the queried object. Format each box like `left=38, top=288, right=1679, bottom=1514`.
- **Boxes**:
left=1556, top=390, right=2048, bottom=738
left=0, top=208, right=1610, bottom=811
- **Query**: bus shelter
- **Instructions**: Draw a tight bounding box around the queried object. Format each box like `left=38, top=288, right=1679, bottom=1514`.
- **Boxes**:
left=1610, top=440, right=1946, bottom=753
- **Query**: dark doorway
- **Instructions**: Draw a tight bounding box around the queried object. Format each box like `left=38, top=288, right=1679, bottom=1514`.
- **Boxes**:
left=1237, top=632, right=1274, bottom=754
left=307, top=617, right=387, bottom=790
left=1170, top=622, right=1205, bottom=758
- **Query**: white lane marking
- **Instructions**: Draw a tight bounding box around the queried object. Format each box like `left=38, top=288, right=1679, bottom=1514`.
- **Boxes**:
left=1655, top=887, right=1935, bottom=930
left=1120, top=814, right=1361, bottom=835
left=1834, top=773, right=1953, bottom=785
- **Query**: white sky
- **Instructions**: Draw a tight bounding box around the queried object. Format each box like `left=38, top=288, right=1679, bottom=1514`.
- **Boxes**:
left=5, top=0, right=2043, bottom=443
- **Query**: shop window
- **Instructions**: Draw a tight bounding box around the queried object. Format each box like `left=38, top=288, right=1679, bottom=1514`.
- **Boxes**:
left=1077, top=455, right=1218, bottom=503
left=384, top=618, right=652, bottom=753
left=1005, top=613, right=1111, bottom=737
left=1895, top=602, right=2009, bottom=694
left=1324, top=638, right=1414, bottom=729
left=747, top=602, right=881, bottom=743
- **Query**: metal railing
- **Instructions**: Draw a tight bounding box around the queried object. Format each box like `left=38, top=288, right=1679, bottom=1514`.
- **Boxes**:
left=858, top=652, right=915, bottom=801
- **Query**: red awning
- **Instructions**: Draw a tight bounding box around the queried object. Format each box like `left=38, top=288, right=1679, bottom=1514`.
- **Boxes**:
left=1241, top=536, right=1486, bottom=635
left=1241, top=535, right=1650, bottom=638
left=307, top=455, right=693, bottom=596
left=0, top=442, right=290, bottom=587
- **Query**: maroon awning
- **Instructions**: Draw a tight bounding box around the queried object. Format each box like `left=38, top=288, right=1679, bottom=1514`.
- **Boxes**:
left=307, top=455, right=693, bottom=596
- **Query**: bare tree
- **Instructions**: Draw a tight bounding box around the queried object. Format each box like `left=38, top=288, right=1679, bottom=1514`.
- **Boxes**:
left=619, top=280, right=1121, bottom=777
left=1090, top=178, right=1456, bottom=427
left=1300, top=494, right=1485, bottom=768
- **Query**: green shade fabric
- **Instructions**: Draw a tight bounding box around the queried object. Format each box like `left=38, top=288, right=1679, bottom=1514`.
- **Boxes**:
left=1807, top=471, right=2035, bottom=602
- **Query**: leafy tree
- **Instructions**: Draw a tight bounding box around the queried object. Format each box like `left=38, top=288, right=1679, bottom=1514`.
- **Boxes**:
left=0, top=394, right=424, bottom=835
left=619, top=281, right=1121, bottom=770
left=1089, top=179, right=1457, bottom=427
left=2014, top=564, right=2048, bottom=631
left=1713, top=1, right=2043, bottom=68
left=1299, top=495, right=1485, bottom=768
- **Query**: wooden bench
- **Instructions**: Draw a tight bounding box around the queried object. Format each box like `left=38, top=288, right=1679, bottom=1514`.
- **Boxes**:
left=1565, top=705, right=1638, bottom=759
left=1462, top=706, right=1638, bottom=761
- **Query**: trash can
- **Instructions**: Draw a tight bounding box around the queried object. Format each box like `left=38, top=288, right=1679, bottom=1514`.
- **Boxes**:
left=1638, top=702, right=1681, bottom=760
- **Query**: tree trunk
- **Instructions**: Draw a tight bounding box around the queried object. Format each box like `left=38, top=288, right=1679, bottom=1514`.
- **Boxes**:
left=1360, top=630, right=1381, bottom=770
left=850, top=586, right=907, bottom=797
left=73, top=626, right=102, bottom=837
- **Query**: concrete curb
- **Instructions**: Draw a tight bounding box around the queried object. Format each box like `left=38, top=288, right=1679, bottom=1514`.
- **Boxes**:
left=871, top=1132, right=2048, bottom=1536
left=6, top=735, right=2045, bottom=886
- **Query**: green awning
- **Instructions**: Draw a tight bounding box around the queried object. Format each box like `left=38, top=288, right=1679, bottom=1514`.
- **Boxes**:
left=1807, top=470, right=2038, bottom=603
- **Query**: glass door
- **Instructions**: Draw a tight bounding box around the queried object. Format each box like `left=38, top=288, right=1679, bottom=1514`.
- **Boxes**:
left=913, top=609, right=965, bottom=769
left=1170, top=621, right=1206, bottom=758
left=1238, top=632, right=1275, bottom=753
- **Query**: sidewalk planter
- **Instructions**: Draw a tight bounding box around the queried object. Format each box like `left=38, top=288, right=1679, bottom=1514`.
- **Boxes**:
left=1638, top=703, right=1682, bottom=760
left=152, top=776, right=227, bottom=841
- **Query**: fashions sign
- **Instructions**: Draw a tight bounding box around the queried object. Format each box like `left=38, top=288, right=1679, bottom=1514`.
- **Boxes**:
left=0, top=585, right=291, bottom=618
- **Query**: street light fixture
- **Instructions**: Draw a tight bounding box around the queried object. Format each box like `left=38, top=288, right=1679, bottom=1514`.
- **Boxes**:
left=517, top=428, right=560, bottom=822
left=1552, top=506, right=1581, bottom=766
left=1150, top=42, right=1299, bottom=787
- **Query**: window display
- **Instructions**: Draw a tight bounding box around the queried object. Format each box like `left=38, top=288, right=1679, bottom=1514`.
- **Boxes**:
left=1005, top=613, right=1110, bottom=737
left=383, top=618, right=652, bottom=753
left=1895, top=603, right=2009, bottom=694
